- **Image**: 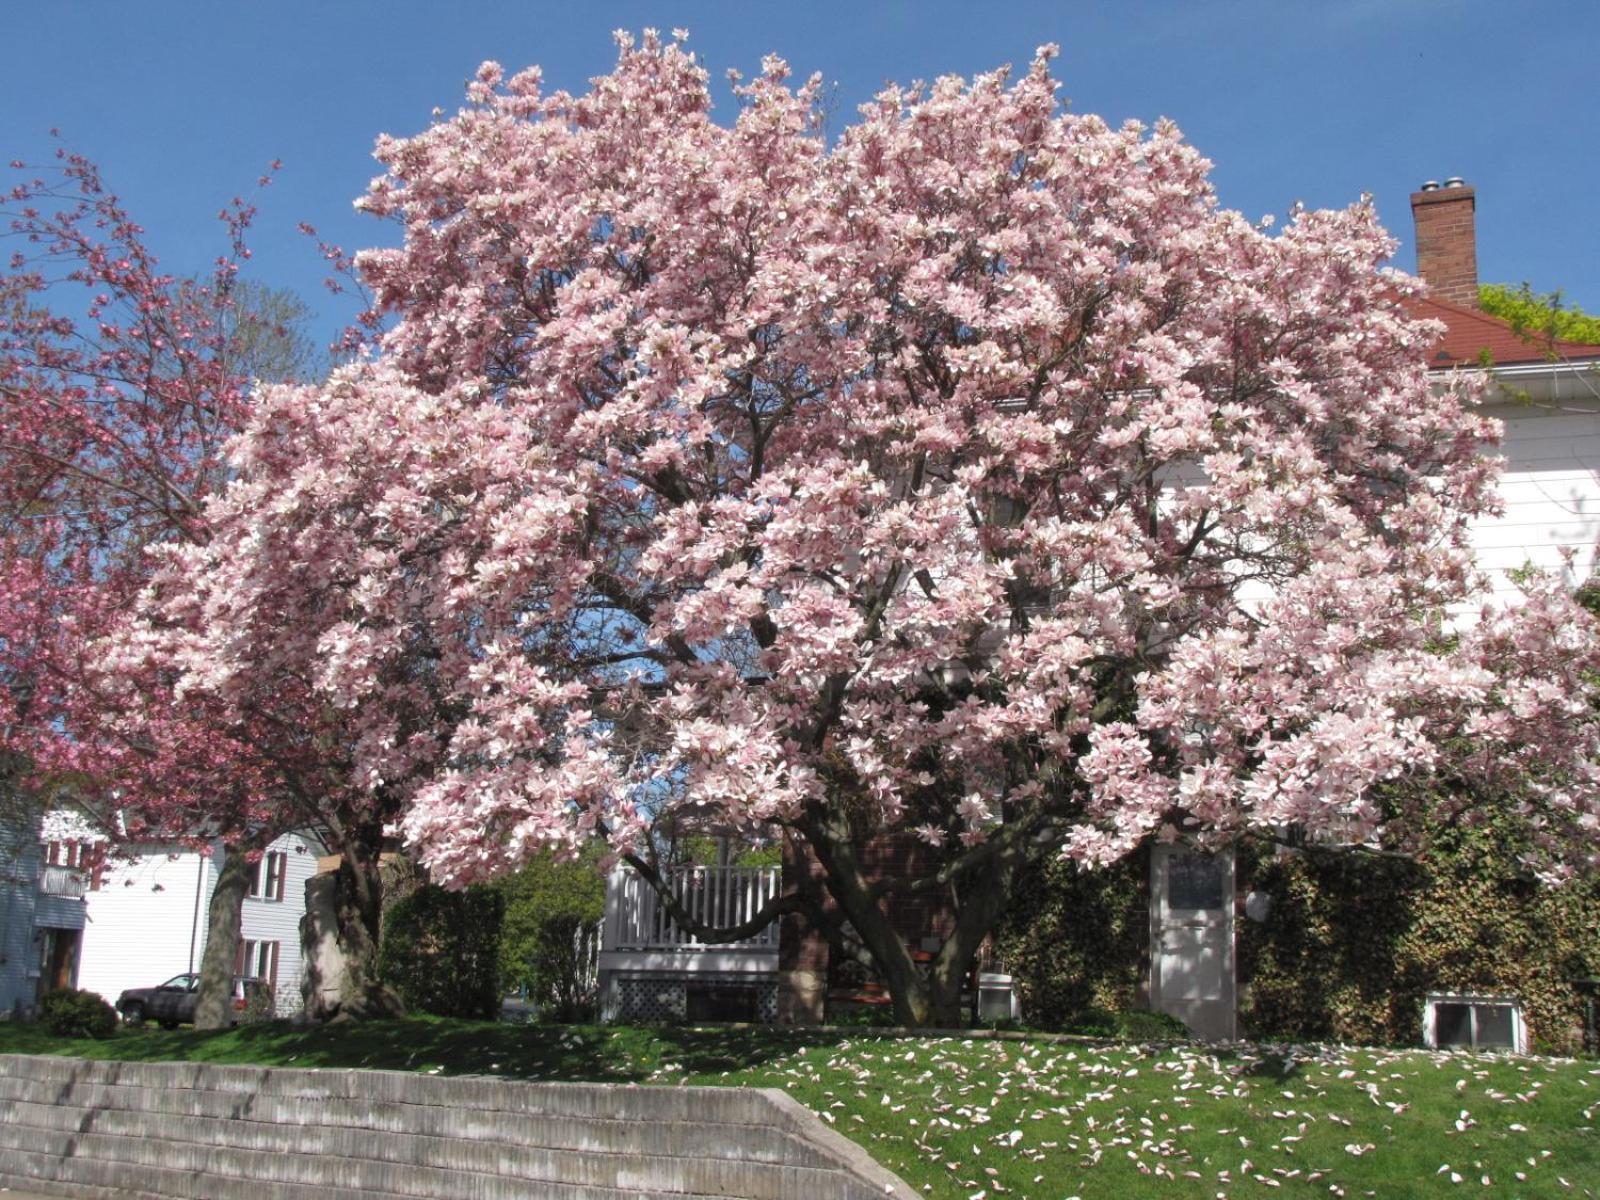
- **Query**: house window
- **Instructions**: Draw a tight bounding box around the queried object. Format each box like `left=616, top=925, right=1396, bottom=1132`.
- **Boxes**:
left=246, top=851, right=288, bottom=902
left=1424, top=993, right=1525, bottom=1053
left=235, top=939, right=280, bottom=986
left=1166, top=851, right=1226, bottom=911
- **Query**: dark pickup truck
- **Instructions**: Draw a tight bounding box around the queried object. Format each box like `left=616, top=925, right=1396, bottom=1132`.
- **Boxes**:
left=115, top=973, right=273, bottom=1028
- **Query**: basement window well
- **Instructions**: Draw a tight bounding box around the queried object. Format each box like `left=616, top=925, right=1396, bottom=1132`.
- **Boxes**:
left=1424, top=993, right=1526, bottom=1054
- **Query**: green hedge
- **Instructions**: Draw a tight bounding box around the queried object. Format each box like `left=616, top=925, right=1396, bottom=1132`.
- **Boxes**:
left=379, top=884, right=505, bottom=1020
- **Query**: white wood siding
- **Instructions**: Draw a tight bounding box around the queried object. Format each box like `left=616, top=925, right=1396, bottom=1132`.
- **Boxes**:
left=76, top=831, right=319, bottom=1018
left=77, top=848, right=215, bottom=1007
left=1473, top=403, right=1600, bottom=601
left=236, top=833, right=319, bottom=1017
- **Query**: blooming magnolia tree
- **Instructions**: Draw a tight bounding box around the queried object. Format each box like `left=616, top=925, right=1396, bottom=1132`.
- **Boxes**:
left=139, top=34, right=1600, bottom=1026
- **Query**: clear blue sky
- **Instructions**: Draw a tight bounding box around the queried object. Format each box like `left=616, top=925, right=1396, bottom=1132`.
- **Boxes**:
left=5, top=1, right=1596, bottom=350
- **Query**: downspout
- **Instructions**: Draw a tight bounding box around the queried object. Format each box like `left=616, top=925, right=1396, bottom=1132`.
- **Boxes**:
left=188, top=850, right=207, bottom=973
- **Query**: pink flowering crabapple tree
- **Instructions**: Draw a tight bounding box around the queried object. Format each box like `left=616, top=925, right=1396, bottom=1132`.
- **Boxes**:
left=137, top=33, right=1600, bottom=1027
left=0, top=151, right=387, bottom=1022
left=0, top=150, right=311, bottom=865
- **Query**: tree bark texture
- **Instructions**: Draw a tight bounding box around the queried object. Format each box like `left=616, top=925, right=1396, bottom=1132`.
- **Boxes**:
left=193, top=844, right=252, bottom=1031
left=299, top=829, right=404, bottom=1021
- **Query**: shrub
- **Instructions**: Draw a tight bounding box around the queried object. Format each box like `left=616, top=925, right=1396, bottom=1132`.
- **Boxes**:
left=379, top=884, right=505, bottom=1020
left=38, top=988, right=118, bottom=1039
left=1049, top=1005, right=1191, bottom=1042
left=825, top=999, right=899, bottom=1028
left=496, top=848, right=605, bottom=1023
left=236, top=980, right=275, bottom=1025
left=1110, top=1008, right=1193, bottom=1042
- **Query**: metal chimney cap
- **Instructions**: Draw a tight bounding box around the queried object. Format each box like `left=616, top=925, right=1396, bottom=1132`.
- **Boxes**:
left=1419, top=180, right=1441, bottom=191
left=1443, top=176, right=1467, bottom=188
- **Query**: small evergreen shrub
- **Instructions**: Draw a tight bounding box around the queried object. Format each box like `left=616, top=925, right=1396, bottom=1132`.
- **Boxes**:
left=495, top=849, right=605, bottom=1023
left=1110, top=1008, right=1193, bottom=1042
left=380, top=884, right=505, bottom=1020
left=1053, top=1005, right=1192, bottom=1042
left=38, top=988, right=118, bottom=1039
left=825, top=999, right=899, bottom=1028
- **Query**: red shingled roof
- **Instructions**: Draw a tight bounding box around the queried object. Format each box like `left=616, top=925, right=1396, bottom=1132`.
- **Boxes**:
left=1404, top=293, right=1600, bottom=369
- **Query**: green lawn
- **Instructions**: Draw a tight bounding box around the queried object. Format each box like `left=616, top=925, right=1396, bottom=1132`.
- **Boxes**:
left=2, top=1020, right=1594, bottom=1199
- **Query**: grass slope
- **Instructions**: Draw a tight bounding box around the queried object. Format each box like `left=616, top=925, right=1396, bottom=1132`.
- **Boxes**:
left=1, top=1020, right=1594, bottom=1199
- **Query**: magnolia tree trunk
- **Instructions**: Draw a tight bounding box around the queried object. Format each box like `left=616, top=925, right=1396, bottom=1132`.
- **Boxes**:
left=799, top=804, right=1027, bottom=1030
left=300, top=829, right=403, bottom=1021
left=642, top=810, right=1023, bottom=1029
left=193, top=848, right=253, bottom=1030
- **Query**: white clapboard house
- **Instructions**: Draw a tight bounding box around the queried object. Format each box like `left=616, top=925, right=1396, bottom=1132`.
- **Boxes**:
left=42, top=811, right=325, bottom=1019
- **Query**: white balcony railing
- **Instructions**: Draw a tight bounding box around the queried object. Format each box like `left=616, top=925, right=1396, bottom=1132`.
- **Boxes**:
left=605, top=865, right=781, bottom=952
left=38, top=865, right=87, bottom=899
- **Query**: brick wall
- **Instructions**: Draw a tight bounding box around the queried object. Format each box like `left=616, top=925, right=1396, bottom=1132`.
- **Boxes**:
left=777, top=832, right=956, bottom=1024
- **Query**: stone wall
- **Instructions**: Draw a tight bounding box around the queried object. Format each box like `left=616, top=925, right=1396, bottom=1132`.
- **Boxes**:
left=0, top=1054, right=915, bottom=1199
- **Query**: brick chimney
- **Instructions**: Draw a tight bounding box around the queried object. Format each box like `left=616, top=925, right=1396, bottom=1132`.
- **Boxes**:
left=1411, top=177, right=1478, bottom=308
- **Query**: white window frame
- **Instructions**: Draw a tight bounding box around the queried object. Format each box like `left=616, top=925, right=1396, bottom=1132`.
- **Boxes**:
left=237, top=938, right=280, bottom=986
left=1423, top=992, right=1527, bottom=1054
left=247, top=851, right=287, bottom=902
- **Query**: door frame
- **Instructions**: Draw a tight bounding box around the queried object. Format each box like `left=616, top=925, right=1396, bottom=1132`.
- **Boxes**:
left=1148, top=844, right=1236, bottom=1041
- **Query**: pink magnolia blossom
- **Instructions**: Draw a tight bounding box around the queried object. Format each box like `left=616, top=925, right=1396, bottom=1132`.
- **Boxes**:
left=126, top=32, right=1600, bottom=1025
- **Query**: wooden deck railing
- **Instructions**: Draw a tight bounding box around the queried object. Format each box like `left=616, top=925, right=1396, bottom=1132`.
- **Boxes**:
left=604, top=865, right=781, bottom=951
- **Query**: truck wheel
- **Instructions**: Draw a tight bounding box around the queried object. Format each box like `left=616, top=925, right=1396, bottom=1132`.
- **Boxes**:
left=158, top=1018, right=180, bottom=1030
left=121, top=1002, right=145, bottom=1027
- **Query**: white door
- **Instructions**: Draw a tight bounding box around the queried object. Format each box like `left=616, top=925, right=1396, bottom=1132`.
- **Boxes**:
left=1150, top=845, right=1235, bottom=1041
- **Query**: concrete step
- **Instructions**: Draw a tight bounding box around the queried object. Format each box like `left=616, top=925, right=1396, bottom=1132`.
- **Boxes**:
left=0, top=1079, right=816, bottom=1167
left=0, top=1111, right=859, bottom=1200
left=0, top=1148, right=422, bottom=1200
left=0, top=1179, right=141, bottom=1200
left=7, top=1056, right=773, bottom=1125
left=0, top=1122, right=858, bottom=1200
left=0, top=1054, right=915, bottom=1200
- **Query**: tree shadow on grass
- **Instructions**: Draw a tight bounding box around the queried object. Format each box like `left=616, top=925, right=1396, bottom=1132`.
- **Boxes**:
left=1207, top=1048, right=1303, bottom=1080
left=0, top=1017, right=849, bottom=1085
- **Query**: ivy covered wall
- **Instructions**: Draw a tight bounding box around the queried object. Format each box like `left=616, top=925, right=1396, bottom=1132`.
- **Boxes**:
left=996, top=845, right=1150, bottom=1030
left=998, top=827, right=1600, bottom=1054
left=1238, top=825, right=1600, bottom=1055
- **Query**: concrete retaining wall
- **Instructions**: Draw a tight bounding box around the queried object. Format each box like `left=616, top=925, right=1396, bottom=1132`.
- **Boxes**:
left=0, top=1054, right=915, bottom=1199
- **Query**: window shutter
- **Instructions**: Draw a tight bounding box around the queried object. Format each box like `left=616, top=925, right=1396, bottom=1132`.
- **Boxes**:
left=268, top=941, right=280, bottom=987
left=87, top=844, right=106, bottom=891
left=274, top=853, right=286, bottom=902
